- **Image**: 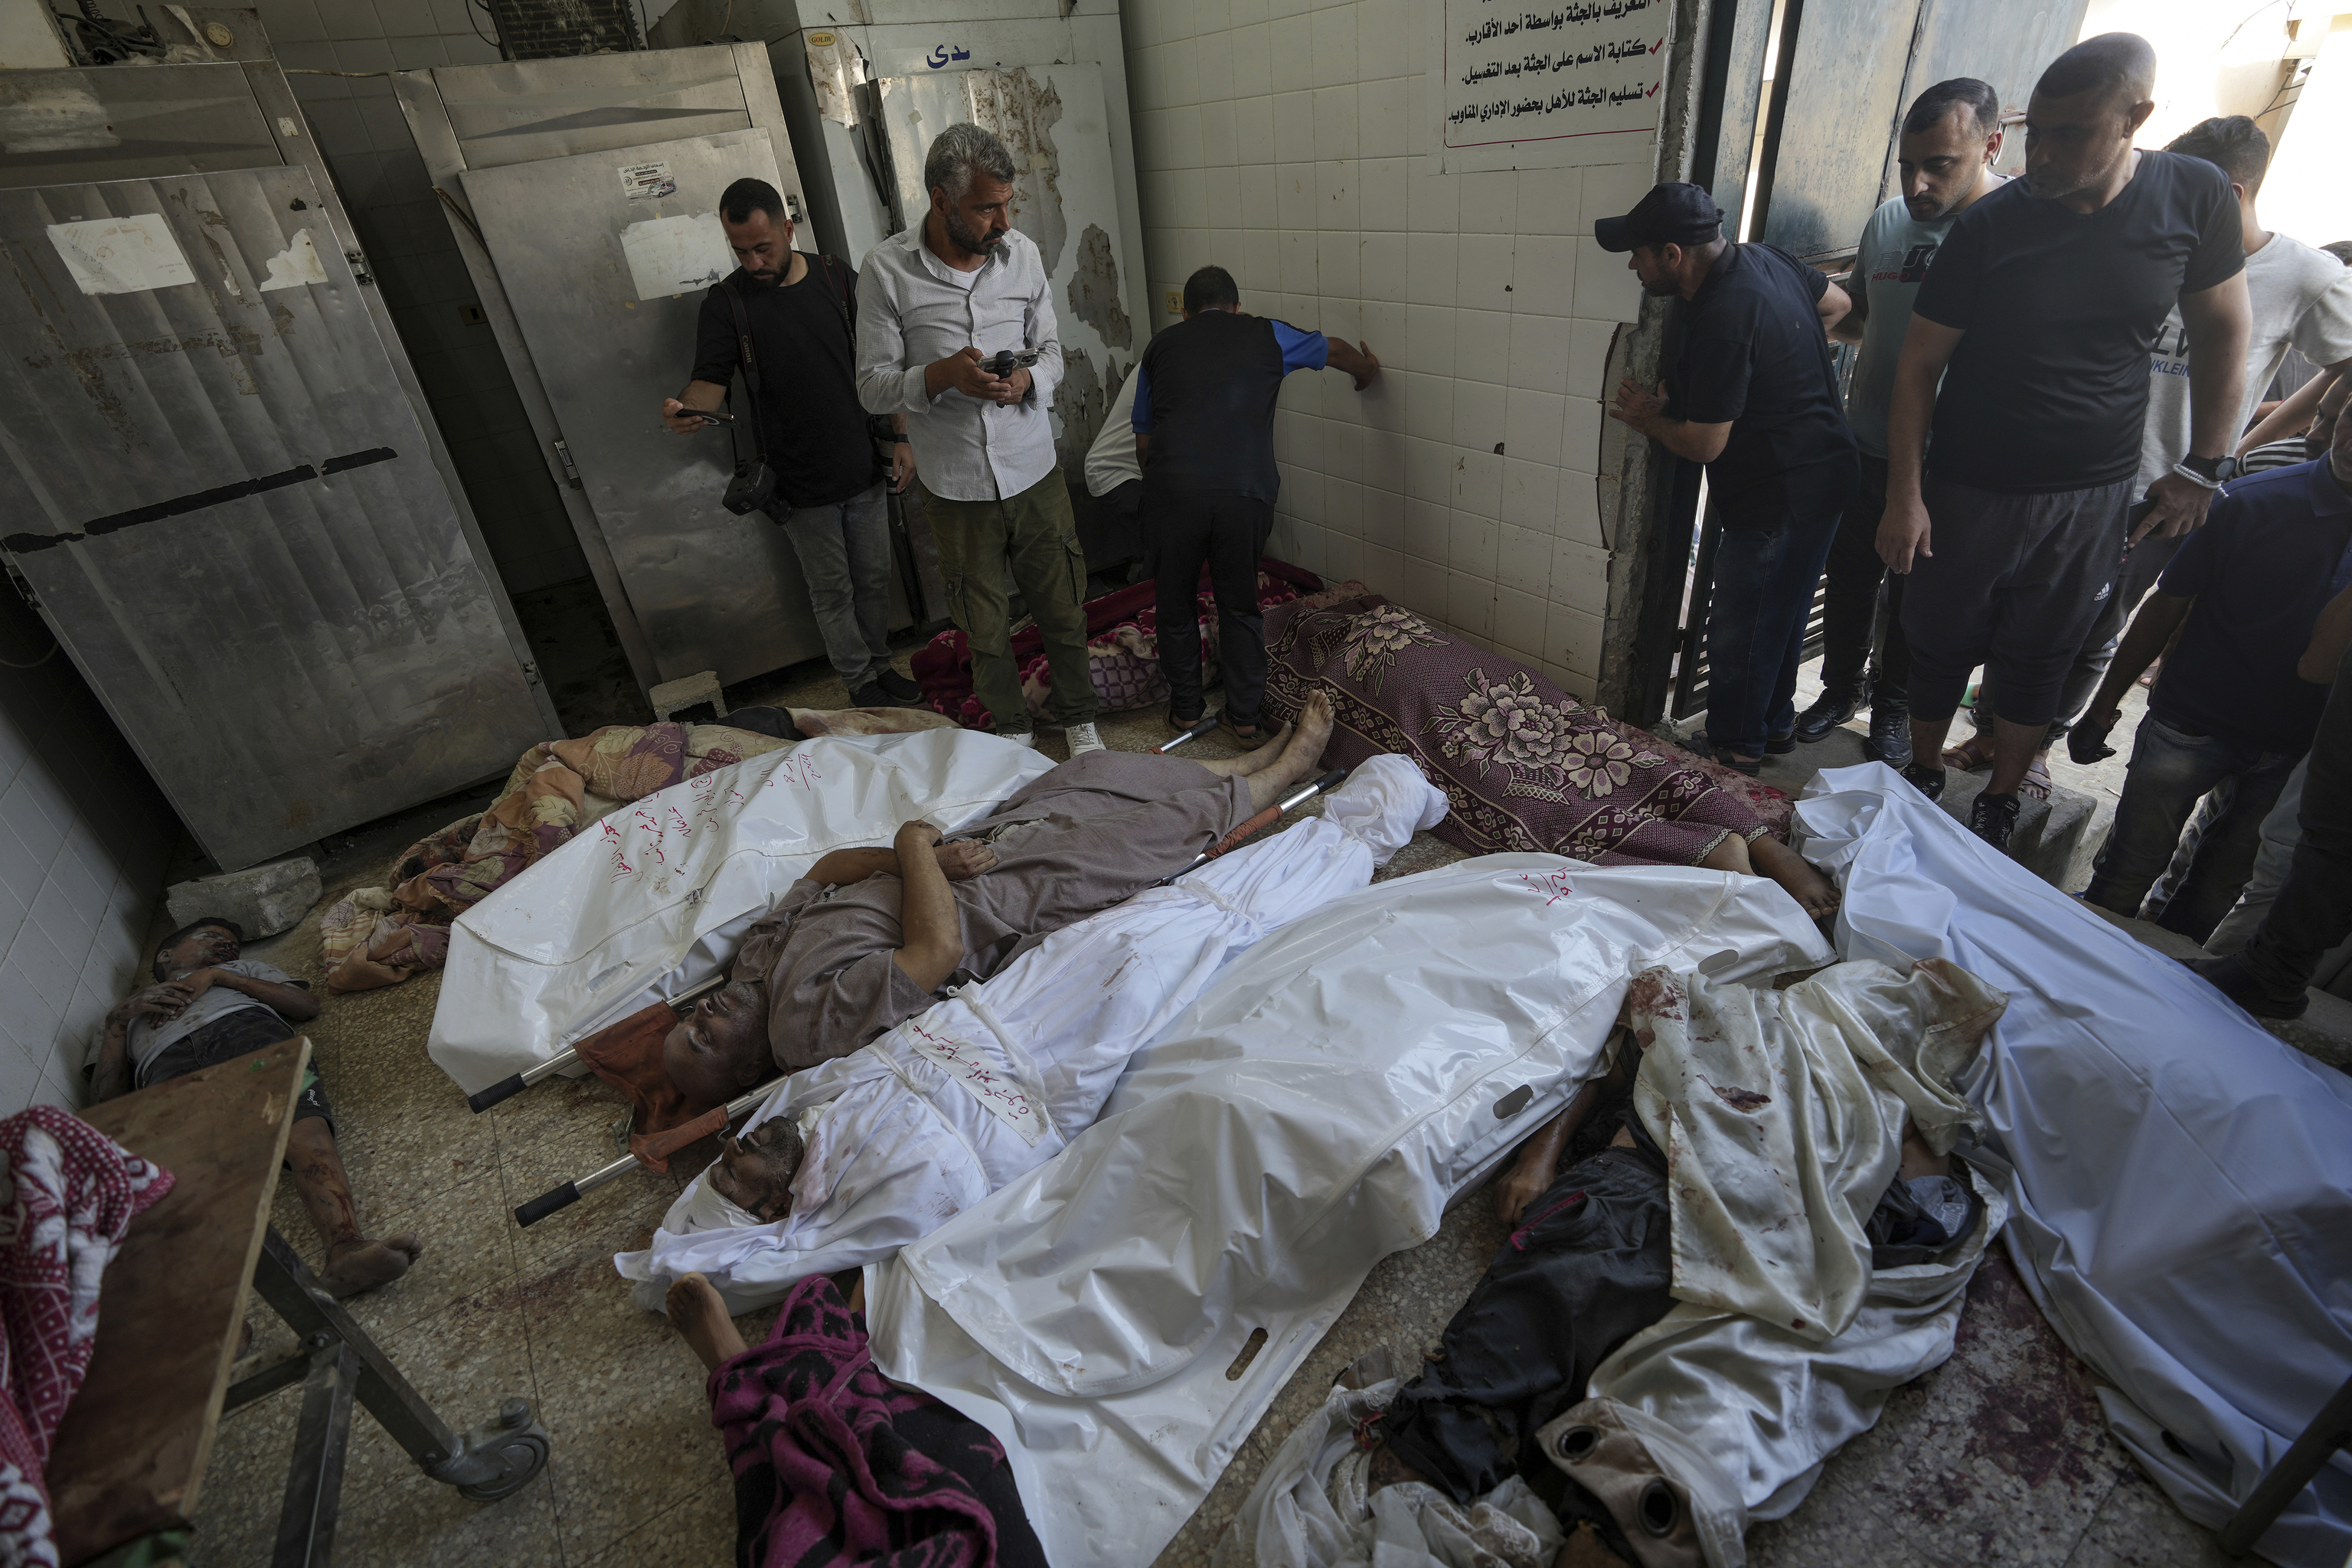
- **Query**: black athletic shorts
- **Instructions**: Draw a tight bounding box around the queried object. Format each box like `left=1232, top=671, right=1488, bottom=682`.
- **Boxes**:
left=142, top=1009, right=333, bottom=1132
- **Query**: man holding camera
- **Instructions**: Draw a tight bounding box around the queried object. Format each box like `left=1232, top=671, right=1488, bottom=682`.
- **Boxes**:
left=662, top=177, right=922, bottom=710
left=853, top=122, right=1102, bottom=754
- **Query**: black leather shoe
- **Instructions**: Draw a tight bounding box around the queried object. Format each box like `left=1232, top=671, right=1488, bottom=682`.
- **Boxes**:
left=874, top=668, right=923, bottom=702
left=1792, top=690, right=1863, bottom=744
left=1968, top=790, right=2021, bottom=853
left=1902, top=762, right=1945, bottom=802
left=2184, top=952, right=2311, bottom=1020
left=1865, top=707, right=1913, bottom=768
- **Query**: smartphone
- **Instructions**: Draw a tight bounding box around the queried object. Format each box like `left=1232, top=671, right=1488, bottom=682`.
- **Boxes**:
left=674, top=406, right=733, bottom=424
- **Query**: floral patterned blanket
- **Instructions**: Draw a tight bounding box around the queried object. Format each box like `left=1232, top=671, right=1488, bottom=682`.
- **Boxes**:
left=912, top=560, right=1322, bottom=728
left=1262, top=590, right=1791, bottom=864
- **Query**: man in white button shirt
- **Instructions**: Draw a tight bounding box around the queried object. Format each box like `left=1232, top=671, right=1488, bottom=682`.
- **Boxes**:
left=855, top=122, right=1102, bottom=753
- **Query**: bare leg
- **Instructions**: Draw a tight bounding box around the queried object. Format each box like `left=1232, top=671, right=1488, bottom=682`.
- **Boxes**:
left=1984, top=715, right=2046, bottom=799
left=1239, top=691, right=1335, bottom=813
left=1189, top=722, right=1294, bottom=780
left=665, top=1272, right=749, bottom=1372
left=1702, top=831, right=1841, bottom=920
left=1909, top=713, right=1957, bottom=779
left=287, top=1118, right=422, bottom=1298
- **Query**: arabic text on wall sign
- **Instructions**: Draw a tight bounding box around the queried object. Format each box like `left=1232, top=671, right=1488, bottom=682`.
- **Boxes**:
left=1444, top=0, right=1664, bottom=150
left=925, top=44, right=972, bottom=69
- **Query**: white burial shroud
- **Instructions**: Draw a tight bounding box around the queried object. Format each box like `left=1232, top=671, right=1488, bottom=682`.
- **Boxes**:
left=863, top=854, right=1834, bottom=1568
left=615, top=756, right=1449, bottom=1312
left=1798, top=761, right=2352, bottom=1568
left=426, top=730, right=1055, bottom=1096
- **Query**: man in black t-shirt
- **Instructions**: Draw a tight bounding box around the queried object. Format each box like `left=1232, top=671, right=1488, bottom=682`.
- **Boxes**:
left=1603, top=183, right=1857, bottom=774
left=661, top=178, right=922, bottom=709
left=1876, top=33, right=2252, bottom=852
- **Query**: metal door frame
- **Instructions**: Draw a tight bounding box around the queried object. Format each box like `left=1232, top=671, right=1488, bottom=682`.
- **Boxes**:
left=394, top=44, right=815, bottom=695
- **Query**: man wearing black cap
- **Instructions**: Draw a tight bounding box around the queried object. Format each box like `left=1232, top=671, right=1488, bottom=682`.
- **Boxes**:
left=1602, top=183, right=1857, bottom=775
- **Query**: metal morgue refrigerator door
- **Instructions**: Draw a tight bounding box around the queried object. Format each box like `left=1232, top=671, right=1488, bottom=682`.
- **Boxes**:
left=0, top=163, right=551, bottom=871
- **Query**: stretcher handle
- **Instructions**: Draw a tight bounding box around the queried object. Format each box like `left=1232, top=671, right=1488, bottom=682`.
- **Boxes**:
left=635, top=1103, right=733, bottom=1168
left=468, top=1075, right=526, bottom=1114
left=1161, top=767, right=1348, bottom=884
left=514, top=1182, right=580, bottom=1226
left=1156, top=713, right=1223, bottom=753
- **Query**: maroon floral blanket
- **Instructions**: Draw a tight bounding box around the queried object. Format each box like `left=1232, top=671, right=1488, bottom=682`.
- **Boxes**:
left=1262, top=590, right=1792, bottom=864
left=911, top=559, right=1323, bottom=729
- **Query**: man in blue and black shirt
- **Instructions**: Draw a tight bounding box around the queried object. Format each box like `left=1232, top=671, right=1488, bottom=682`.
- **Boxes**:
left=1134, top=266, right=1380, bottom=746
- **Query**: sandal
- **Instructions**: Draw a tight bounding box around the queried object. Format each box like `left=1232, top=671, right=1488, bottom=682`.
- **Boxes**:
left=1165, top=704, right=1207, bottom=733
left=1940, top=734, right=1996, bottom=772
left=1690, top=730, right=1764, bottom=775
left=1219, top=713, right=1279, bottom=750
left=2018, top=756, right=2053, bottom=802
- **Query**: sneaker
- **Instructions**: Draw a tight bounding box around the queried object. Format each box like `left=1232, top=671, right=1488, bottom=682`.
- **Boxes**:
left=1064, top=721, right=1106, bottom=755
left=1968, top=790, right=2020, bottom=853
left=2184, top=952, right=2310, bottom=1020
left=999, top=730, right=1039, bottom=749
left=1901, top=762, right=1945, bottom=802
left=1792, top=690, right=1862, bottom=743
left=1865, top=707, right=1913, bottom=768
left=874, top=668, right=923, bottom=703
left=848, top=680, right=889, bottom=708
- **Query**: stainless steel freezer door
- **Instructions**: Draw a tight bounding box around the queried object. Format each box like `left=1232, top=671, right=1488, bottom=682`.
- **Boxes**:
left=0, top=166, right=549, bottom=871
left=459, top=127, right=835, bottom=688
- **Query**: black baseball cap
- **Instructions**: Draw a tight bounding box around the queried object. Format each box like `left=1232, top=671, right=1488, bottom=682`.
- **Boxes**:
left=1593, top=183, right=1726, bottom=252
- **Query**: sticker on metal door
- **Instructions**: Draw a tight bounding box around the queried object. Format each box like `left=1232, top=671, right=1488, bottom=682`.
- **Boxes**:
left=618, top=161, right=678, bottom=202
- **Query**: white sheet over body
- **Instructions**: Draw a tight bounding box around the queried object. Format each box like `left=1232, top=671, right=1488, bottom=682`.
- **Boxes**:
left=427, top=731, right=1054, bottom=1095
left=1798, top=763, right=2352, bottom=1568
left=864, top=858, right=1834, bottom=1568
left=614, top=758, right=1448, bottom=1312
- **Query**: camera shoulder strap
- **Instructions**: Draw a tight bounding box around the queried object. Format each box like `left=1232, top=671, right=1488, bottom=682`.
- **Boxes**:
left=718, top=276, right=766, bottom=462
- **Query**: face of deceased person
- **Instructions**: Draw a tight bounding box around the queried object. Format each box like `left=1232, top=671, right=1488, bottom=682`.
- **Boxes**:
left=155, top=922, right=239, bottom=981
left=663, top=980, right=772, bottom=1106
left=707, top=1118, right=806, bottom=1222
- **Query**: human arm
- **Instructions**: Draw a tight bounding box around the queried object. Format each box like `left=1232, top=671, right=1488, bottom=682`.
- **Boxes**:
left=175, top=965, right=319, bottom=1023
left=2301, top=579, right=2352, bottom=684
left=2237, top=367, right=2343, bottom=456
left=890, top=821, right=964, bottom=991
left=1325, top=338, right=1380, bottom=390
left=1608, top=379, right=1732, bottom=462
left=2068, top=593, right=2194, bottom=763
left=2137, top=273, right=2254, bottom=542
left=806, top=840, right=998, bottom=886
left=890, top=410, right=914, bottom=492
left=662, top=380, right=730, bottom=434
left=1876, top=315, right=1966, bottom=572
left=1021, top=258, right=1063, bottom=411
left=90, top=988, right=184, bottom=1103
left=1491, top=1103, right=1576, bottom=1226
left=1828, top=265, right=1870, bottom=345
left=1815, top=279, right=1853, bottom=338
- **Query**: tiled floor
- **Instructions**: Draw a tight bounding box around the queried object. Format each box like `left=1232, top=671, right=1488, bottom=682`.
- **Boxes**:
left=184, top=645, right=2264, bottom=1568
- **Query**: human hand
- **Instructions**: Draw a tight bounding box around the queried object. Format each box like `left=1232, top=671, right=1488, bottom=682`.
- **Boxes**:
left=933, top=348, right=1012, bottom=403
left=989, top=367, right=1034, bottom=407
left=2136, top=471, right=2220, bottom=542
left=891, top=441, right=916, bottom=493
left=1491, top=1159, right=1550, bottom=1228
left=113, top=981, right=195, bottom=1024
left=174, top=968, right=218, bottom=1000
left=1607, top=378, right=1669, bottom=436
left=662, top=397, right=717, bottom=434
left=1350, top=341, right=1380, bottom=391
left=2068, top=709, right=2122, bottom=766
left=895, top=819, right=945, bottom=854
left=933, top=840, right=998, bottom=880
left=1877, top=495, right=1933, bottom=573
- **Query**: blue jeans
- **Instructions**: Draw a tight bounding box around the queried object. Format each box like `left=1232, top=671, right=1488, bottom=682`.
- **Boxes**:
left=776, top=482, right=894, bottom=690
left=1704, top=508, right=1841, bottom=756
left=2085, top=713, right=2305, bottom=942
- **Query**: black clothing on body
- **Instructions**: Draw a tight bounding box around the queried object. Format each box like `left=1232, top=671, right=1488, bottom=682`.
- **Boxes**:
left=691, top=258, right=877, bottom=510
left=1668, top=243, right=1857, bottom=529
left=1135, top=310, right=1289, bottom=504
left=1912, top=151, right=2245, bottom=495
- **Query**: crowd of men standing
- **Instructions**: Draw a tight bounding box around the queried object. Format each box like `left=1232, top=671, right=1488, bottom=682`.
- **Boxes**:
left=1604, top=31, right=2352, bottom=1018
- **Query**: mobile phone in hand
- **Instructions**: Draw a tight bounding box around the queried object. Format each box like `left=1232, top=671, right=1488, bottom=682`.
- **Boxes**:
left=674, top=406, right=733, bottom=424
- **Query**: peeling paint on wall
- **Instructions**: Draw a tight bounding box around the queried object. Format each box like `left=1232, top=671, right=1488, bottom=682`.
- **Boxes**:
left=256, top=228, right=328, bottom=292
left=1055, top=347, right=1106, bottom=472
left=1066, top=223, right=1131, bottom=351
left=967, top=66, right=1066, bottom=276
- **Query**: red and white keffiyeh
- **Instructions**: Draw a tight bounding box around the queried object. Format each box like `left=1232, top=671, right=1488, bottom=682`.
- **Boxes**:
left=0, top=1108, right=175, bottom=1568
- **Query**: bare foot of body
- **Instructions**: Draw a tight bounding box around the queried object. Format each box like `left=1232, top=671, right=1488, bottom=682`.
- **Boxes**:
left=1225, top=724, right=1293, bottom=776
left=316, top=1233, right=423, bottom=1298
left=665, top=1272, right=749, bottom=1371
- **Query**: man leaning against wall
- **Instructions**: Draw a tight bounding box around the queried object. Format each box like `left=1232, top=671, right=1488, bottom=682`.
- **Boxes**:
left=854, top=122, right=1102, bottom=753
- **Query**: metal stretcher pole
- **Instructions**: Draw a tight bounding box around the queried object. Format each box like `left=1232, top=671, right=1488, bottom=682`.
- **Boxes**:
left=513, top=1076, right=784, bottom=1226
left=1155, top=714, right=1222, bottom=753
left=466, top=975, right=731, bottom=1112
left=1159, top=767, right=1348, bottom=885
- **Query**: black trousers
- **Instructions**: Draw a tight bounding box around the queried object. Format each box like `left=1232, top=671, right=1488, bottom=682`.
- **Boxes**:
left=1815, top=452, right=1907, bottom=710
left=2244, top=642, right=2352, bottom=997
left=1147, top=485, right=1272, bottom=724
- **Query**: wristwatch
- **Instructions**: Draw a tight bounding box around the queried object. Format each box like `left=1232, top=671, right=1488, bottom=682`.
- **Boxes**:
left=2174, top=452, right=2241, bottom=488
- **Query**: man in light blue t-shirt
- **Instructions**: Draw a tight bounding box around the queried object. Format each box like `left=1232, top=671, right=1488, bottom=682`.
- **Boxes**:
left=1792, top=79, right=2008, bottom=767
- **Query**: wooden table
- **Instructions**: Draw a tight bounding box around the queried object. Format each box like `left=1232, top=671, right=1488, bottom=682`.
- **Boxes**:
left=47, top=1038, right=549, bottom=1567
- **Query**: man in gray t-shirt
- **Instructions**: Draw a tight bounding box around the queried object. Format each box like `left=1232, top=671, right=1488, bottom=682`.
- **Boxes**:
left=90, top=916, right=423, bottom=1298
left=1793, top=78, right=2009, bottom=768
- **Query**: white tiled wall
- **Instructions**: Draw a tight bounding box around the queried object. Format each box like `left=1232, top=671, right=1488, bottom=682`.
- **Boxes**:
left=0, top=599, right=176, bottom=1117
left=260, top=0, right=594, bottom=596
left=1119, top=0, right=1658, bottom=701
